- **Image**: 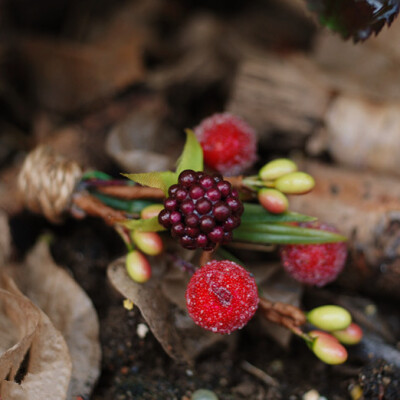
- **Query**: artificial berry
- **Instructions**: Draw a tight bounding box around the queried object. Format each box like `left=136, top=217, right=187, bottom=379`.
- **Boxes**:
left=332, top=322, right=363, bottom=345
left=194, top=113, right=257, bottom=176
left=307, top=305, right=352, bottom=331
left=159, top=170, right=243, bottom=250
left=185, top=260, right=259, bottom=334
left=280, top=222, right=347, bottom=287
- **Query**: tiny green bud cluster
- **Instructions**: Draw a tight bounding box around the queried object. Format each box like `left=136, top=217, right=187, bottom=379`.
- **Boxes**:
left=305, top=305, right=362, bottom=364
left=255, top=159, right=315, bottom=214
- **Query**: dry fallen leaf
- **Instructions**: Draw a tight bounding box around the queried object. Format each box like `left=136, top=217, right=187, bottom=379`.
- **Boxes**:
left=9, top=241, right=101, bottom=399
left=108, top=256, right=226, bottom=364
left=0, top=274, right=72, bottom=400
left=0, top=211, right=11, bottom=266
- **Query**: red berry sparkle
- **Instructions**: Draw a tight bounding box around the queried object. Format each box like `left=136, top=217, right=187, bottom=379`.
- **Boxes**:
left=280, top=222, right=347, bottom=287
left=194, top=113, right=257, bottom=176
left=185, top=260, right=259, bottom=334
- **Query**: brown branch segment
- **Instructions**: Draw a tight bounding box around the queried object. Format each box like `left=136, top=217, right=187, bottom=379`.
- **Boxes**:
left=96, top=185, right=165, bottom=200
left=72, top=193, right=126, bottom=225
left=258, top=297, right=306, bottom=332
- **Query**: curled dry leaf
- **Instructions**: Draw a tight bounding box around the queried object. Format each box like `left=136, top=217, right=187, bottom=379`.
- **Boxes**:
left=0, top=211, right=11, bottom=266
left=108, top=256, right=226, bottom=364
left=106, top=98, right=181, bottom=173
left=0, top=274, right=72, bottom=399
left=8, top=241, right=101, bottom=399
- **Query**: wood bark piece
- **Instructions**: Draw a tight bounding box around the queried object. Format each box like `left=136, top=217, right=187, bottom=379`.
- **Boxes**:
left=227, top=54, right=331, bottom=150
left=228, top=38, right=400, bottom=176
left=289, top=161, right=400, bottom=298
left=15, top=33, right=144, bottom=113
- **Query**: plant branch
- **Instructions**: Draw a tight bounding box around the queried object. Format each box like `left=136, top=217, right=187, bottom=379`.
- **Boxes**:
left=258, top=297, right=306, bottom=331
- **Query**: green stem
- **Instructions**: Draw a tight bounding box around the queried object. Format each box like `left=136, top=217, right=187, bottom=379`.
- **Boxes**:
left=81, top=170, right=113, bottom=181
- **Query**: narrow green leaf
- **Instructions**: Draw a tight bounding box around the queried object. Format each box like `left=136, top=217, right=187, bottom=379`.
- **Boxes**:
left=238, top=223, right=347, bottom=241
left=122, top=171, right=177, bottom=195
left=242, top=203, right=316, bottom=223
left=233, top=229, right=346, bottom=244
left=92, top=193, right=155, bottom=213
left=176, top=129, right=203, bottom=175
left=119, top=216, right=166, bottom=232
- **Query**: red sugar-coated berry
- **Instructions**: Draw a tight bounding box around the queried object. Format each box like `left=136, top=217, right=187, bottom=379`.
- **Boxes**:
left=280, top=222, right=347, bottom=287
left=194, top=113, right=257, bottom=176
left=159, top=170, right=243, bottom=250
left=185, top=260, right=259, bottom=334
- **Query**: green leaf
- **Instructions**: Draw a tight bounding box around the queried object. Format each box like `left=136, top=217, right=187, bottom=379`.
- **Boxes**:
left=233, top=228, right=346, bottom=245
left=238, top=223, right=347, bottom=241
left=242, top=203, right=316, bottom=223
left=119, top=216, right=166, bottom=232
left=122, top=171, right=177, bottom=195
left=176, top=129, right=203, bottom=175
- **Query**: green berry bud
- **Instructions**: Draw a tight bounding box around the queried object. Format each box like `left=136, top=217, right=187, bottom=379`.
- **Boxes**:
left=126, top=251, right=152, bottom=283
left=141, top=204, right=164, bottom=220
left=259, top=158, right=298, bottom=181
left=311, top=335, right=348, bottom=365
left=332, top=322, right=363, bottom=345
left=258, top=188, right=289, bottom=214
left=132, top=230, right=163, bottom=256
left=307, top=305, right=352, bottom=331
left=274, top=172, right=315, bottom=195
left=191, top=389, right=219, bottom=400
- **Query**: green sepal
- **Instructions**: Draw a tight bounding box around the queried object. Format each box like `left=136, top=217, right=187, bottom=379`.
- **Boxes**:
left=119, top=216, right=166, bottom=232
left=242, top=203, right=316, bottom=223
left=176, top=129, right=203, bottom=175
left=122, top=171, right=177, bottom=195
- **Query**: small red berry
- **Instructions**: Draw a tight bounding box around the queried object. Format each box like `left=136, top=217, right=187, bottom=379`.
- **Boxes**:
left=185, top=260, right=259, bottom=334
left=280, top=222, right=347, bottom=287
left=194, top=113, right=257, bottom=176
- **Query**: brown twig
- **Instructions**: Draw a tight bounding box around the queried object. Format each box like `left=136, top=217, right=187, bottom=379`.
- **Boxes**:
left=258, top=297, right=306, bottom=331
left=72, top=193, right=126, bottom=225
left=199, top=246, right=218, bottom=266
left=96, top=185, right=165, bottom=200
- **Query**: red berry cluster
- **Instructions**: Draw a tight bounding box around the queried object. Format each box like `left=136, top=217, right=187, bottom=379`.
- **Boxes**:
left=186, top=260, right=259, bottom=334
left=158, top=170, right=243, bottom=250
left=280, top=222, right=347, bottom=287
left=194, top=113, right=257, bottom=176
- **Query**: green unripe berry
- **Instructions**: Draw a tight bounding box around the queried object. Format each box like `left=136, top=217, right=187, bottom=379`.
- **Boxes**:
left=191, top=389, right=219, bottom=400
left=332, top=322, right=363, bottom=345
left=126, top=251, right=152, bottom=283
left=259, top=158, right=298, bottom=181
left=311, top=335, right=348, bottom=365
left=132, top=230, right=163, bottom=256
left=258, top=188, right=289, bottom=214
left=141, top=204, right=164, bottom=220
left=307, top=305, right=352, bottom=331
left=274, top=172, right=315, bottom=195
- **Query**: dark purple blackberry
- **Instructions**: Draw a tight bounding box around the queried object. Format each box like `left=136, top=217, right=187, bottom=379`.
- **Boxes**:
left=158, top=170, right=243, bottom=250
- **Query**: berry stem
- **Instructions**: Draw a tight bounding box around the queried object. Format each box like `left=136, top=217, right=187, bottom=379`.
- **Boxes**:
left=199, top=246, right=218, bottom=266
left=258, top=297, right=306, bottom=331
left=94, top=185, right=165, bottom=200
left=72, top=192, right=126, bottom=225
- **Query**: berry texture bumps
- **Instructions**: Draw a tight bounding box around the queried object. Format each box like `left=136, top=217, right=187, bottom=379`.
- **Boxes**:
left=185, top=260, right=259, bottom=334
left=280, top=222, right=347, bottom=287
left=158, top=170, right=243, bottom=250
left=194, top=113, right=257, bottom=176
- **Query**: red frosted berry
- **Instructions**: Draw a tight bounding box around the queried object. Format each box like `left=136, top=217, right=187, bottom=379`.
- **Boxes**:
left=194, top=113, right=257, bottom=176
left=280, top=222, right=347, bottom=287
left=159, top=170, right=243, bottom=250
left=185, top=260, right=259, bottom=334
